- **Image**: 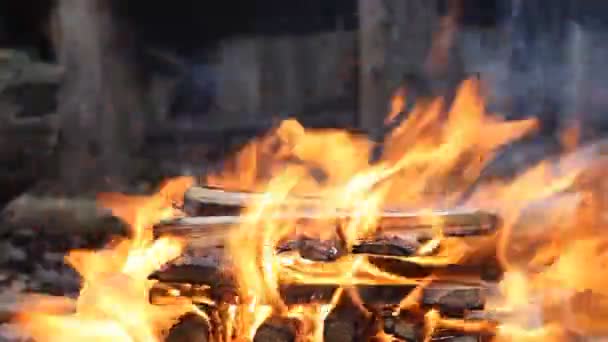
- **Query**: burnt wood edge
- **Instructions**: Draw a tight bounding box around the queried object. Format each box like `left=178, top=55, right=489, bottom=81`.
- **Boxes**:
left=149, top=281, right=487, bottom=310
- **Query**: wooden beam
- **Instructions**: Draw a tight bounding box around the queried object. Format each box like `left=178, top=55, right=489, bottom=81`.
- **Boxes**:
left=182, top=186, right=498, bottom=226
left=155, top=203, right=499, bottom=250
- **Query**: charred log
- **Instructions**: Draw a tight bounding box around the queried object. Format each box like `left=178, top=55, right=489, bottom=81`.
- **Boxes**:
left=165, top=313, right=210, bottom=342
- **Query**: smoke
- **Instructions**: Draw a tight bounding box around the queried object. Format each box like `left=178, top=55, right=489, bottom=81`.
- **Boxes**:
left=456, top=0, right=608, bottom=141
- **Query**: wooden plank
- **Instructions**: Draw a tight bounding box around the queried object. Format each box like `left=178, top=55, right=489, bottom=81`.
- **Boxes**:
left=155, top=208, right=499, bottom=251
left=183, top=186, right=321, bottom=211
left=182, top=186, right=499, bottom=227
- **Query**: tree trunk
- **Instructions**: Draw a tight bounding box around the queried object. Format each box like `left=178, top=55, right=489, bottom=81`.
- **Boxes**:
left=53, top=0, right=143, bottom=194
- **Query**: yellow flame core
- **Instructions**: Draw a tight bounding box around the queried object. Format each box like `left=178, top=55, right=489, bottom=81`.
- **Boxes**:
left=16, top=78, right=608, bottom=341
left=16, top=178, right=197, bottom=342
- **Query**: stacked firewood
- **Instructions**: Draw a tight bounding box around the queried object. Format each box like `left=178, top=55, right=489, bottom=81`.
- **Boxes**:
left=152, top=186, right=504, bottom=341
left=0, top=48, right=63, bottom=206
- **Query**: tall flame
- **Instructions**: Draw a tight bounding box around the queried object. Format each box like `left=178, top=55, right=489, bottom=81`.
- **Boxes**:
left=15, top=77, right=608, bottom=341
left=16, top=178, right=198, bottom=341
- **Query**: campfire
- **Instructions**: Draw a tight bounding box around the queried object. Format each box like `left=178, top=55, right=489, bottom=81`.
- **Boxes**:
left=11, top=78, right=608, bottom=341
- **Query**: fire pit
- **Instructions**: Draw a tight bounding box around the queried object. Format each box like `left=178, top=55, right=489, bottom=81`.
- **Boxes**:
left=151, top=186, right=499, bottom=341
left=9, top=79, right=608, bottom=341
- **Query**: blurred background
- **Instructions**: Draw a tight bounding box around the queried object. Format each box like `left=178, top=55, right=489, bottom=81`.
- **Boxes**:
left=0, top=0, right=606, bottom=214
left=0, top=1, right=607, bottom=340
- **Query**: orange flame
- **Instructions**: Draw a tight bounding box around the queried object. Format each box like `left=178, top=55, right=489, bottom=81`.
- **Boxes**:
left=16, top=77, right=608, bottom=341
left=15, top=178, right=198, bottom=341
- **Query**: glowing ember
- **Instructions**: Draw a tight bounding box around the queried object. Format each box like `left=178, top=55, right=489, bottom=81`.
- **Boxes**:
left=14, top=78, right=608, bottom=341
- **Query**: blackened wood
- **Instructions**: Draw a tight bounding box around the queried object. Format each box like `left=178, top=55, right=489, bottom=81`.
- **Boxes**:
left=149, top=281, right=485, bottom=309
left=323, top=311, right=357, bottom=342
left=165, top=313, right=210, bottom=342
left=253, top=319, right=295, bottom=342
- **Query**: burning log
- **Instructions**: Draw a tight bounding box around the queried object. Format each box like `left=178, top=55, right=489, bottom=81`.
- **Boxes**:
left=156, top=204, right=500, bottom=251
left=182, top=186, right=322, bottom=216
left=183, top=186, right=500, bottom=227
left=154, top=172, right=594, bottom=341
left=150, top=280, right=485, bottom=312
left=153, top=277, right=490, bottom=341
left=165, top=313, right=210, bottom=342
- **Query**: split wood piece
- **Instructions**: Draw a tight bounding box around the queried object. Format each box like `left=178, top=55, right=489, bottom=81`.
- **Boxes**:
left=154, top=208, right=500, bottom=250
left=182, top=186, right=322, bottom=215
left=184, top=187, right=498, bottom=226
left=150, top=281, right=485, bottom=311
left=0, top=194, right=128, bottom=235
